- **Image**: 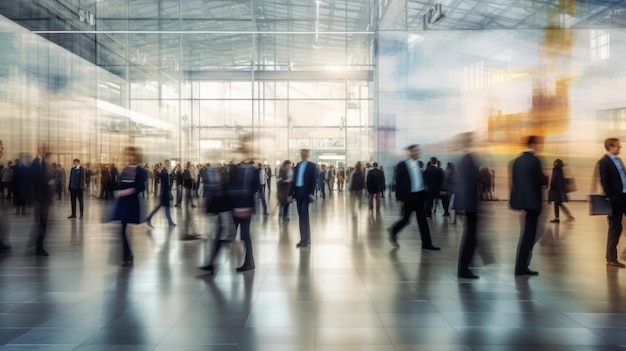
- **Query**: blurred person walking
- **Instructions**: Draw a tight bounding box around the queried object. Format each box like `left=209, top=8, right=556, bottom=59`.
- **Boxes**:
left=145, top=159, right=175, bottom=228
left=366, top=162, right=385, bottom=212
left=31, top=143, right=54, bottom=256
left=453, top=133, right=481, bottom=279
left=337, top=166, right=345, bottom=191
left=349, top=162, right=365, bottom=209
left=318, top=164, right=327, bottom=199
left=276, top=160, right=293, bottom=221
left=423, top=157, right=445, bottom=218
left=0, top=141, right=9, bottom=250
left=1, top=160, right=12, bottom=199
left=510, top=136, right=548, bottom=276
left=257, top=163, right=269, bottom=216
left=442, top=162, right=456, bottom=217
left=388, top=145, right=439, bottom=250
left=548, top=159, right=574, bottom=223
left=110, top=147, right=147, bottom=267
left=181, top=162, right=200, bottom=240
left=67, top=159, right=86, bottom=219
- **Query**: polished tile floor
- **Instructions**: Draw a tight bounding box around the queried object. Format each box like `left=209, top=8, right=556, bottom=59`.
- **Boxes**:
left=1, top=191, right=626, bottom=350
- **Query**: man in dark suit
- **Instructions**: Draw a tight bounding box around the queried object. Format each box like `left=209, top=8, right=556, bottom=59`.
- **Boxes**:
left=423, top=157, right=445, bottom=217
left=599, top=137, right=626, bottom=268
left=31, top=143, right=53, bottom=256
left=68, top=158, right=86, bottom=219
left=388, top=145, right=439, bottom=250
left=510, top=136, right=548, bottom=276
left=453, top=133, right=481, bottom=279
left=366, top=162, right=385, bottom=211
left=289, top=149, right=318, bottom=248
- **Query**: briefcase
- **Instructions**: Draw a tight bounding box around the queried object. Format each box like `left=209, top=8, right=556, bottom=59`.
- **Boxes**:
left=588, top=194, right=612, bottom=216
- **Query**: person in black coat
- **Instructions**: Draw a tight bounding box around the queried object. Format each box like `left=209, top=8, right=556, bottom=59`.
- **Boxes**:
left=423, top=157, right=444, bottom=217
left=31, top=144, right=54, bottom=256
left=145, top=159, right=175, bottom=228
left=388, top=145, right=439, bottom=250
left=510, top=136, right=548, bottom=276
left=452, top=133, right=481, bottom=279
left=599, top=137, right=626, bottom=268
left=288, top=149, right=318, bottom=248
left=111, top=147, right=147, bottom=267
left=349, top=162, right=365, bottom=209
left=366, top=162, right=385, bottom=211
left=548, top=159, right=574, bottom=223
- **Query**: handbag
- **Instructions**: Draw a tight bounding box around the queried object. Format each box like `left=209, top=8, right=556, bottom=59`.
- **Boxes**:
left=588, top=194, right=612, bottom=216
left=565, top=178, right=577, bottom=193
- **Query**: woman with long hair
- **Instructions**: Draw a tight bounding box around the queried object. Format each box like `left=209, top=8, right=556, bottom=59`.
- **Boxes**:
left=349, top=161, right=365, bottom=209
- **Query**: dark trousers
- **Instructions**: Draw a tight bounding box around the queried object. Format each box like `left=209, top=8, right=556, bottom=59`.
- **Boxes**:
left=35, top=202, right=50, bottom=249
left=607, top=199, right=626, bottom=261
left=458, top=211, right=478, bottom=274
left=553, top=202, right=572, bottom=219
left=318, top=182, right=325, bottom=198
left=515, top=209, right=540, bottom=272
left=234, top=216, right=254, bottom=267
left=280, top=203, right=290, bottom=218
left=70, top=188, right=84, bottom=216
left=295, top=188, right=311, bottom=245
left=258, top=186, right=268, bottom=214
left=442, top=193, right=452, bottom=215
left=391, top=191, right=433, bottom=247
left=121, top=222, right=132, bottom=262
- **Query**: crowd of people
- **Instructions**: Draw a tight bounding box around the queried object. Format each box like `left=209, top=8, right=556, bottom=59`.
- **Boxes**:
left=4, top=135, right=626, bottom=278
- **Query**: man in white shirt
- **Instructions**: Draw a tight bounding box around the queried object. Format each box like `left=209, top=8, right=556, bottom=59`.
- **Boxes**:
left=388, top=145, right=439, bottom=250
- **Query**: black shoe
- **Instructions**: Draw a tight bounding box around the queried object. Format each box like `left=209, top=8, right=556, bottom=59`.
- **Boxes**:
left=236, top=265, right=255, bottom=272
left=68, top=215, right=76, bottom=219
left=79, top=215, right=83, bottom=219
left=0, top=243, right=11, bottom=250
left=146, top=221, right=154, bottom=229
left=422, top=246, right=441, bottom=251
left=458, top=270, right=479, bottom=279
left=36, top=248, right=49, bottom=256
left=168, top=222, right=177, bottom=227
left=550, top=218, right=560, bottom=223
left=199, top=265, right=215, bottom=274
left=607, top=261, right=626, bottom=268
left=515, top=269, right=539, bottom=276
left=121, top=260, right=133, bottom=267
left=296, top=242, right=309, bottom=248
left=443, top=213, right=450, bottom=217
left=263, top=213, right=269, bottom=216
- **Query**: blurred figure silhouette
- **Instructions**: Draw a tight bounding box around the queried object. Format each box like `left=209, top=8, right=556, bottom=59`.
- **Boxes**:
left=0, top=140, right=9, bottom=250
left=110, top=147, right=147, bottom=267
left=453, top=133, right=481, bottom=279
left=276, top=160, right=293, bottom=221
left=199, top=163, right=233, bottom=274
left=366, top=162, right=385, bottom=212
left=31, top=143, right=53, bottom=256
left=145, top=159, right=175, bottom=228
left=510, top=136, right=548, bottom=276
left=388, top=145, right=439, bottom=250
left=548, top=159, right=574, bottom=223
left=11, top=158, right=27, bottom=215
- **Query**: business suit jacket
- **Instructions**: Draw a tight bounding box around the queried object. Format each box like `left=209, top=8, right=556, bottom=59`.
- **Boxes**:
left=30, top=157, right=53, bottom=206
left=394, top=160, right=422, bottom=202
left=510, top=151, right=548, bottom=211
left=423, top=165, right=444, bottom=197
left=453, top=153, right=480, bottom=212
left=599, top=155, right=625, bottom=199
left=112, top=165, right=147, bottom=224
left=68, top=166, right=86, bottom=190
left=366, top=168, right=385, bottom=193
left=158, top=168, right=172, bottom=206
left=289, top=161, right=318, bottom=197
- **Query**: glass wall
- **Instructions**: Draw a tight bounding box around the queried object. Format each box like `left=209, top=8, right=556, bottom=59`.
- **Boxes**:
left=376, top=7, right=626, bottom=200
